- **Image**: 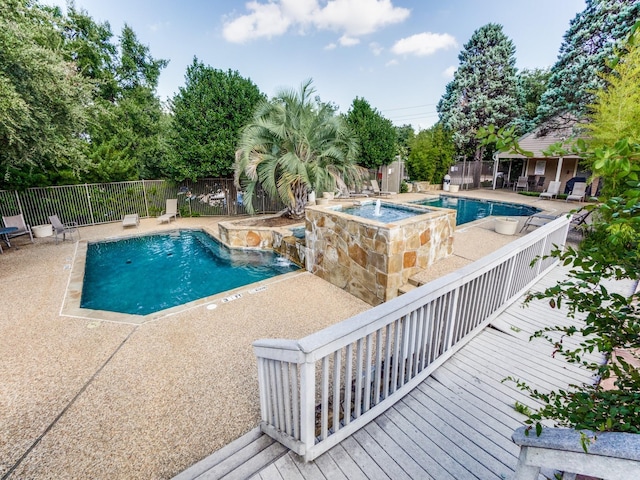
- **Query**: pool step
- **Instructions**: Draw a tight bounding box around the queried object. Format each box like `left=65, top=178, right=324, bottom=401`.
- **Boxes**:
left=172, top=427, right=288, bottom=480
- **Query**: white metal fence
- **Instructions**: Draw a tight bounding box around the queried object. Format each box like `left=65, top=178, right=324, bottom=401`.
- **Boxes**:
left=0, top=179, right=285, bottom=228
left=253, top=216, right=571, bottom=461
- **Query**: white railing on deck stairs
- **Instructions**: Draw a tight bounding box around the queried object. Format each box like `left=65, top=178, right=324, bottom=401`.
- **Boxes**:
left=253, top=216, right=571, bottom=461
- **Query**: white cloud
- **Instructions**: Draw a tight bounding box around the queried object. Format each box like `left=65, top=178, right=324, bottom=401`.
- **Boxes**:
left=442, top=65, right=457, bottom=78
left=223, top=0, right=410, bottom=44
left=223, top=2, right=292, bottom=43
left=391, top=32, right=457, bottom=56
left=385, top=59, right=399, bottom=67
left=324, top=43, right=338, bottom=50
left=370, top=42, right=383, bottom=56
left=339, top=35, right=360, bottom=46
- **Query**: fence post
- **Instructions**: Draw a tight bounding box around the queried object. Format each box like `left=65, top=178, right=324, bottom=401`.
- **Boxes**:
left=142, top=180, right=150, bottom=218
left=84, top=184, right=96, bottom=225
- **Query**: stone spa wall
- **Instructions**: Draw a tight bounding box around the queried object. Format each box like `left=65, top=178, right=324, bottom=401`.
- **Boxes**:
left=217, top=215, right=306, bottom=267
left=305, top=203, right=455, bottom=306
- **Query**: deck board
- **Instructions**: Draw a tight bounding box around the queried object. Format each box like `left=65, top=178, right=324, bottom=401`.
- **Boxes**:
left=242, top=267, right=636, bottom=479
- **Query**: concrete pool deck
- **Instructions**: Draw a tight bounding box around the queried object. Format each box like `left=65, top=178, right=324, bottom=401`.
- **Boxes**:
left=0, top=191, right=583, bottom=479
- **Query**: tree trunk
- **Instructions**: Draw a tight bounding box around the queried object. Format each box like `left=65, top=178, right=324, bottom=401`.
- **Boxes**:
left=286, top=181, right=308, bottom=220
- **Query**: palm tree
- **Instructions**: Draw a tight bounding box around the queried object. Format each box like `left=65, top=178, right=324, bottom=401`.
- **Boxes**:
left=235, top=79, right=364, bottom=219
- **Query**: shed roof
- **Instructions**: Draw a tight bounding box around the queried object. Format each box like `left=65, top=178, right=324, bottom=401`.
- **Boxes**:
left=497, top=115, right=588, bottom=159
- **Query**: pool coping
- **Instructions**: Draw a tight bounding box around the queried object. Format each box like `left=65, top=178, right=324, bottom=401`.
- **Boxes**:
left=60, top=227, right=305, bottom=325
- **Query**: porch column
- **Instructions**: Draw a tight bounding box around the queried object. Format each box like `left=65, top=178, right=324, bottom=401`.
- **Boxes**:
left=555, top=157, right=563, bottom=182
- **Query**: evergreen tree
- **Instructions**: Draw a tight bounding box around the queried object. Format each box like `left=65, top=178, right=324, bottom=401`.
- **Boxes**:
left=345, top=97, right=397, bottom=170
left=437, top=23, right=519, bottom=186
left=169, top=59, right=265, bottom=181
left=515, top=68, right=551, bottom=134
left=536, top=0, right=640, bottom=127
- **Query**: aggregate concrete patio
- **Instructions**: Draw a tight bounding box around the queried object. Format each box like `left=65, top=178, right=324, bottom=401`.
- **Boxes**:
left=0, top=190, right=581, bottom=479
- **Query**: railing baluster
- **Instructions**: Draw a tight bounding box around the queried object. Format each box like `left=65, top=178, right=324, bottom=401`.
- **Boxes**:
left=364, top=334, right=373, bottom=412
left=321, top=356, right=329, bottom=440
left=354, top=338, right=363, bottom=418
left=344, top=344, right=353, bottom=426
left=332, top=351, right=341, bottom=435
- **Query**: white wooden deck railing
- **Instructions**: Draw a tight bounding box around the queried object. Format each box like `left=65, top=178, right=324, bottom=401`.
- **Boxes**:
left=253, top=216, right=571, bottom=461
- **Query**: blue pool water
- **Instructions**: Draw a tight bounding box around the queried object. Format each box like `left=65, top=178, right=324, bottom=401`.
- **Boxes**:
left=81, top=230, right=299, bottom=315
left=341, top=203, right=429, bottom=223
left=414, top=196, right=539, bottom=225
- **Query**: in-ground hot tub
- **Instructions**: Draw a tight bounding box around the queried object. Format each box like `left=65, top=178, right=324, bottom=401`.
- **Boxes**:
left=305, top=200, right=455, bottom=305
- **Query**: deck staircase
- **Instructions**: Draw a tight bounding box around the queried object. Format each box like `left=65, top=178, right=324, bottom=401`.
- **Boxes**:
left=397, top=275, right=424, bottom=296
left=172, top=428, right=287, bottom=480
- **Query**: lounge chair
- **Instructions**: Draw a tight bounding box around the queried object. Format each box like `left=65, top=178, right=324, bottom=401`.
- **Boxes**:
left=566, top=182, right=587, bottom=202
left=370, top=180, right=393, bottom=196
left=122, top=214, right=139, bottom=228
left=539, top=181, right=561, bottom=200
left=2, top=214, right=34, bottom=243
left=48, top=215, right=79, bottom=244
left=157, top=199, right=178, bottom=223
left=514, top=176, right=528, bottom=191
left=520, top=213, right=560, bottom=232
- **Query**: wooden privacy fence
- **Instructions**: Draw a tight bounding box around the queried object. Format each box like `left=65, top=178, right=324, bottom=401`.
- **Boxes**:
left=0, top=179, right=285, bottom=228
left=253, top=216, right=571, bottom=461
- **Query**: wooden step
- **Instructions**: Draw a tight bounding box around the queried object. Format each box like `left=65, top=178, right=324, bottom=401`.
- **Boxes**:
left=172, top=428, right=288, bottom=480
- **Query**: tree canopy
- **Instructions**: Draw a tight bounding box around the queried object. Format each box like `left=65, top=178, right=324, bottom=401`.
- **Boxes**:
left=0, top=0, right=93, bottom=188
left=437, top=23, right=520, bottom=185
left=406, top=123, right=455, bottom=183
left=235, top=80, right=362, bottom=219
left=514, top=68, right=551, bottom=134
left=585, top=26, right=640, bottom=154
left=536, top=0, right=640, bottom=127
left=345, top=97, right=397, bottom=170
left=168, top=60, right=265, bottom=181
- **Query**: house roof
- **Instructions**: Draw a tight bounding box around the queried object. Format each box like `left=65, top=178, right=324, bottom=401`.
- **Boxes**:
left=497, top=115, right=588, bottom=159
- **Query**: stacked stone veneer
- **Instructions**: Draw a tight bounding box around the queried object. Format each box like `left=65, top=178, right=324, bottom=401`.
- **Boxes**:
left=217, top=215, right=306, bottom=267
left=305, top=203, right=455, bottom=306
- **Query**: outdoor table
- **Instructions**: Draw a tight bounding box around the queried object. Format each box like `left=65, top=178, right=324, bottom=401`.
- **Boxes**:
left=0, top=226, right=18, bottom=253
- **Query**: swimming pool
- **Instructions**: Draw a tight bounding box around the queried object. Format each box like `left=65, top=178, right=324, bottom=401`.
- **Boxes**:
left=413, top=196, right=539, bottom=225
left=81, top=229, right=299, bottom=315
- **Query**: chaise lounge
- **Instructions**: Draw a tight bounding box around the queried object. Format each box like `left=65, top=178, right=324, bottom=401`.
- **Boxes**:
left=122, top=214, right=139, bottom=228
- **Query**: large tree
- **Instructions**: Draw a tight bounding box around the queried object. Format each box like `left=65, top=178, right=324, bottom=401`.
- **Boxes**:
left=406, top=123, right=455, bottom=183
left=514, top=68, right=551, bottom=135
left=169, top=60, right=265, bottom=181
left=0, top=0, right=93, bottom=189
left=536, top=0, right=640, bottom=127
left=345, top=97, right=396, bottom=170
left=437, top=23, right=519, bottom=187
left=235, top=79, right=362, bottom=219
left=585, top=26, right=640, bottom=156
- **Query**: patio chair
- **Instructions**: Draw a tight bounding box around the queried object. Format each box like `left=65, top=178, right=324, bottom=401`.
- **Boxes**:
left=48, top=215, right=79, bottom=244
left=2, top=214, right=34, bottom=243
left=569, top=208, right=592, bottom=237
left=157, top=199, right=178, bottom=223
left=535, top=176, right=546, bottom=191
left=539, top=181, right=561, bottom=200
left=520, top=213, right=560, bottom=232
left=122, top=213, right=139, bottom=228
left=370, top=180, right=393, bottom=196
left=566, top=182, right=587, bottom=202
left=514, top=176, right=528, bottom=191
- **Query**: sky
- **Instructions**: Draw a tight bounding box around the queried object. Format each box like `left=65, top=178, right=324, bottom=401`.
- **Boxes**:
left=44, top=0, right=586, bottom=130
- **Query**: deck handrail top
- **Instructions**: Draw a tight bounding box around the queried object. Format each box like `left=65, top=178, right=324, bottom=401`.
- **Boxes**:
left=253, top=215, right=571, bottom=360
left=512, top=426, right=640, bottom=462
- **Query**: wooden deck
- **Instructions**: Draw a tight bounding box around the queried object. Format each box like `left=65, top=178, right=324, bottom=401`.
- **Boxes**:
left=176, top=267, right=636, bottom=480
